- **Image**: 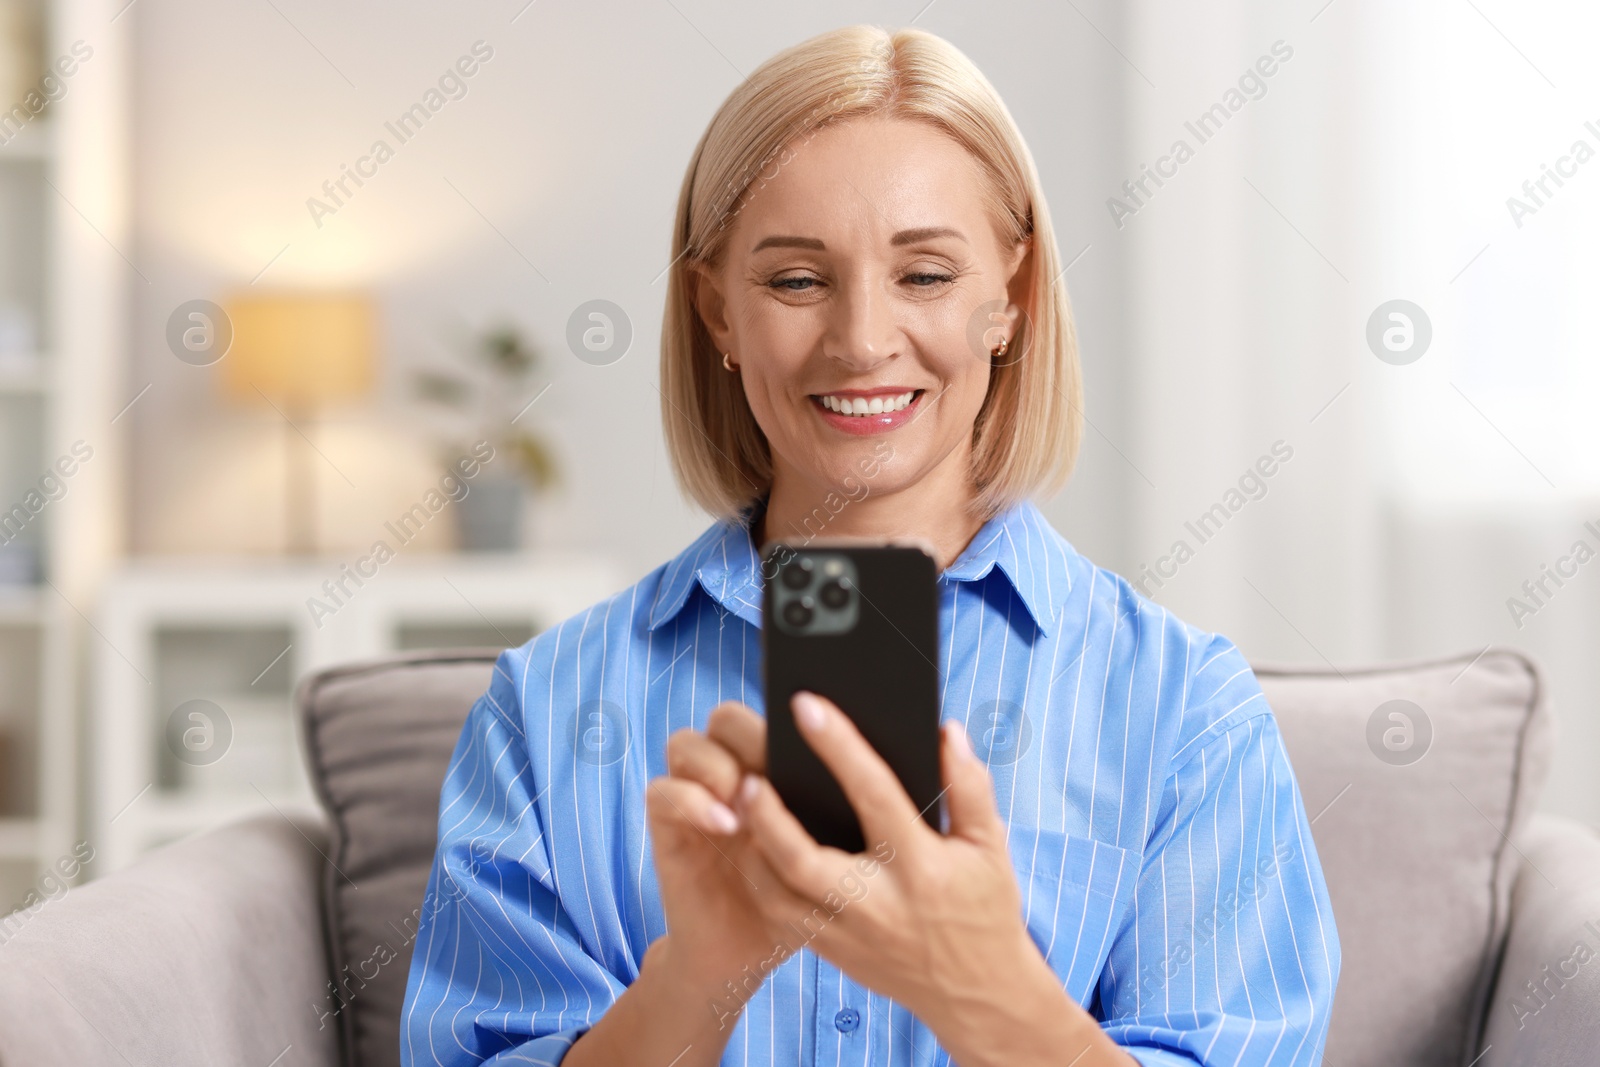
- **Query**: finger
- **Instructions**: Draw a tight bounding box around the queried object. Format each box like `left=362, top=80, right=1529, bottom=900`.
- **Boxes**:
left=665, top=726, right=745, bottom=804
left=646, top=775, right=741, bottom=837
left=790, top=691, right=922, bottom=845
left=706, top=701, right=766, bottom=774
left=734, top=771, right=854, bottom=904
left=734, top=837, right=833, bottom=945
left=940, top=719, right=1005, bottom=845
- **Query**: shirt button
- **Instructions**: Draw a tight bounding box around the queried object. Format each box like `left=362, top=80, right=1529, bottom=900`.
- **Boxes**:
left=833, top=1007, right=860, bottom=1033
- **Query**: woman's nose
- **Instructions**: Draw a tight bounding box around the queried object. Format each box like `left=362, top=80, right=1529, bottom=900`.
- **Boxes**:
left=822, top=278, right=899, bottom=373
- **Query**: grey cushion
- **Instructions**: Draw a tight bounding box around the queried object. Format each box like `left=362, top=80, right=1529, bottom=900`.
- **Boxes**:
left=1480, top=813, right=1600, bottom=1067
left=0, top=812, right=339, bottom=1067
left=298, top=649, right=499, bottom=1067
left=298, top=647, right=1550, bottom=1067
left=1259, top=648, right=1549, bottom=1067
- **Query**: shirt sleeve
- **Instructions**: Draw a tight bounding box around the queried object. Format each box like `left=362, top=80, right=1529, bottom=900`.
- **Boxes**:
left=399, top=654, right=624, bottom=1066
left=1096, top=643, right=1342, bottom=1067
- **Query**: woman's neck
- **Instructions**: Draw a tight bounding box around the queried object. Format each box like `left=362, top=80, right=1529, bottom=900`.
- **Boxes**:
left=755, top=459, right=988, bottom=571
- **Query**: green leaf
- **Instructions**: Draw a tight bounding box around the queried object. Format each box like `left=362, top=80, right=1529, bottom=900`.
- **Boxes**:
left=414, top=371, right=470, bottom=407
left=506, top=431, right=559, bottom=492
left=483, top=327, right=536, bottom=378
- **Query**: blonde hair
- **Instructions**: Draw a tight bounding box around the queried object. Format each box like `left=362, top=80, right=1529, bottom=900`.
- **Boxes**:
left=660, top=24, right=1082, bottom=521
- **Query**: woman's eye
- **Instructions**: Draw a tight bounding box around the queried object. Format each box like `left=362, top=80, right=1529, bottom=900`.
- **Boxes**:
left=770, top=276, right=818, bottom=291
left=905, top=271, right=956, bottom=287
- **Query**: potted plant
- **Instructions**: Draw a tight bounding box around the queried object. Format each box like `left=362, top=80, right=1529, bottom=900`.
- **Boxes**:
left=414, top=325, right=559, bottom=551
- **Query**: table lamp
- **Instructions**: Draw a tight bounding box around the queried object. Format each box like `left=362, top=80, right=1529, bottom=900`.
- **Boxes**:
left=222, top=293, right=375, bottom=555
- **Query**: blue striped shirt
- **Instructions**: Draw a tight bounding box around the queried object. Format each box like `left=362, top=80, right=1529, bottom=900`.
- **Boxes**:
left=400, top=499, right=1339, bottom=1066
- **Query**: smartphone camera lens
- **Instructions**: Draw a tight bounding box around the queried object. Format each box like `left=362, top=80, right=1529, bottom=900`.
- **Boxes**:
left=771, top=553, right=855, bottom=635
left=782, top=597, right=814, bottom=629
left=780, top=558, right=813, bottom=590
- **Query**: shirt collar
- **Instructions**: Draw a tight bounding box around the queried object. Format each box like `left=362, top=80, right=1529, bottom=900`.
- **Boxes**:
left=646, top=500, right=766, bottom=632
left=646, top=497, right=1075, bottom=637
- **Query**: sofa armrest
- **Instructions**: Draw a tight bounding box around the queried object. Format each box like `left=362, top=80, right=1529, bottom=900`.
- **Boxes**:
left=1479, top=813, right=1600, bottom=1067
left=0, top=811, right=341, bottom=1067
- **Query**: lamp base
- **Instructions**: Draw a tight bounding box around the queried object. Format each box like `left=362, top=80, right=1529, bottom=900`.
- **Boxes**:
left=457, top=477, right=525, bottom=552
left=284, top=405, right=317, bottom=556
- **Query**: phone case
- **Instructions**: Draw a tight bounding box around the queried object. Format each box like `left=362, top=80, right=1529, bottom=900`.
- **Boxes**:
left=762, top=542, right=942, bottom=853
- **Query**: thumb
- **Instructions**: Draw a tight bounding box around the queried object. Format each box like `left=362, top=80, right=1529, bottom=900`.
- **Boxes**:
left=940, top=720, right=1004, bottom=843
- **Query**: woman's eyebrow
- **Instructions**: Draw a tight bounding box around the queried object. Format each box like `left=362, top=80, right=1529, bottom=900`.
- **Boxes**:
left=749, top=227, right=967, bottom=253
left=890, top=226, right=967, bottom=246
left=752, top=235, right=826, bottom=252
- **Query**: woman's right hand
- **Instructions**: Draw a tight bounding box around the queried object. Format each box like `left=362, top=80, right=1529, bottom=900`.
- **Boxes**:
left=569, top=702, right=801, bottom=1067
left=646, top=701, right=809, bottom=1025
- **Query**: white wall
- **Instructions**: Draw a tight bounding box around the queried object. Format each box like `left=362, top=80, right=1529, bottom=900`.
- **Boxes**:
left=125, top=0, right=1135, bottom=583
left=1117, top=0, right=1600, bottom=823
left=124, top=0, right=1600, bottom=823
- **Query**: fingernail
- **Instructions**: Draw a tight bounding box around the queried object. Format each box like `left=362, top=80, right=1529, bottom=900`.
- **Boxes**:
left=705, top=801, right=740, bottom=834
left=793, top=692, right=827, bottom=732
left=948, top=720, right=974, bottom=762
left=737, top=773, right=760, bottom=808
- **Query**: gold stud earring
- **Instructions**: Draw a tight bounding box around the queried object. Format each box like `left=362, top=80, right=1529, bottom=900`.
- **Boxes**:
left=992, top=338, right=1009, bottom=360
left=722, top=352, right=738, bottom=372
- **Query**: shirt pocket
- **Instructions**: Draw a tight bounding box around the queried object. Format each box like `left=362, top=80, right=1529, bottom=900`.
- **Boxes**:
left=1008, top=828, right=1139, bottom=1003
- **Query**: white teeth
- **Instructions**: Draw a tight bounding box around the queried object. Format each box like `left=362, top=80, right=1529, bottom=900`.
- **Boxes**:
left=818, top=391, right=916, bottom=416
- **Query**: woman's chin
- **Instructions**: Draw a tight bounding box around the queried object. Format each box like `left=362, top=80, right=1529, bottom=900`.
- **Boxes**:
left=783, top=457, right=914, bottom=505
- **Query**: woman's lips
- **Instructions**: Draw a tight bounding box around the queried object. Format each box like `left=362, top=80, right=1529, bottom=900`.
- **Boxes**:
left=810, top=390, right=924, bottom=436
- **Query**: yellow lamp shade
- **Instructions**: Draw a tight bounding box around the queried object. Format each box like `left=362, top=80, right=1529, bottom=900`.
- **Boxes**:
left=222, top=293, right=375, bottom=406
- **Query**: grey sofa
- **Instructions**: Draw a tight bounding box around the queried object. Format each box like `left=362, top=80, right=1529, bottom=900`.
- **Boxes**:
left=1, top=646, right=1597, bottom=1067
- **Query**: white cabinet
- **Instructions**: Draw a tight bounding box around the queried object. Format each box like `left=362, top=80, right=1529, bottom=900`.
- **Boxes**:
left=0, top=0, right=128, bottom=913
left=91, top=555, right=620, bottom=872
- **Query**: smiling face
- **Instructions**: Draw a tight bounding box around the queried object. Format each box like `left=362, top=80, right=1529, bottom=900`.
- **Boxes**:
left=691, top=114, right=1031, bottom=516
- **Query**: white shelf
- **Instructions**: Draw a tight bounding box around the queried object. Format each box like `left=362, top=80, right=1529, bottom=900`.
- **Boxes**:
left=93, top=554, right=623, bottom=872
left=0, top=0, right=129, bottom=910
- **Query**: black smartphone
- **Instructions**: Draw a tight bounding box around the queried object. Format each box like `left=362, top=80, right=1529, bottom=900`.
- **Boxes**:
left=761, top=541, right=943, bottom=853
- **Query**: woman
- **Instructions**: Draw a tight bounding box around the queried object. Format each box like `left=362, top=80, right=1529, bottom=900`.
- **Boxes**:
left=401, top=24, right=1338, bottom=1067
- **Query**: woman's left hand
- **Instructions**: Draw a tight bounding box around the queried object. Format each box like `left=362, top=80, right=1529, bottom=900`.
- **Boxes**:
left=704, top=692, right=1134, bottom=1067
